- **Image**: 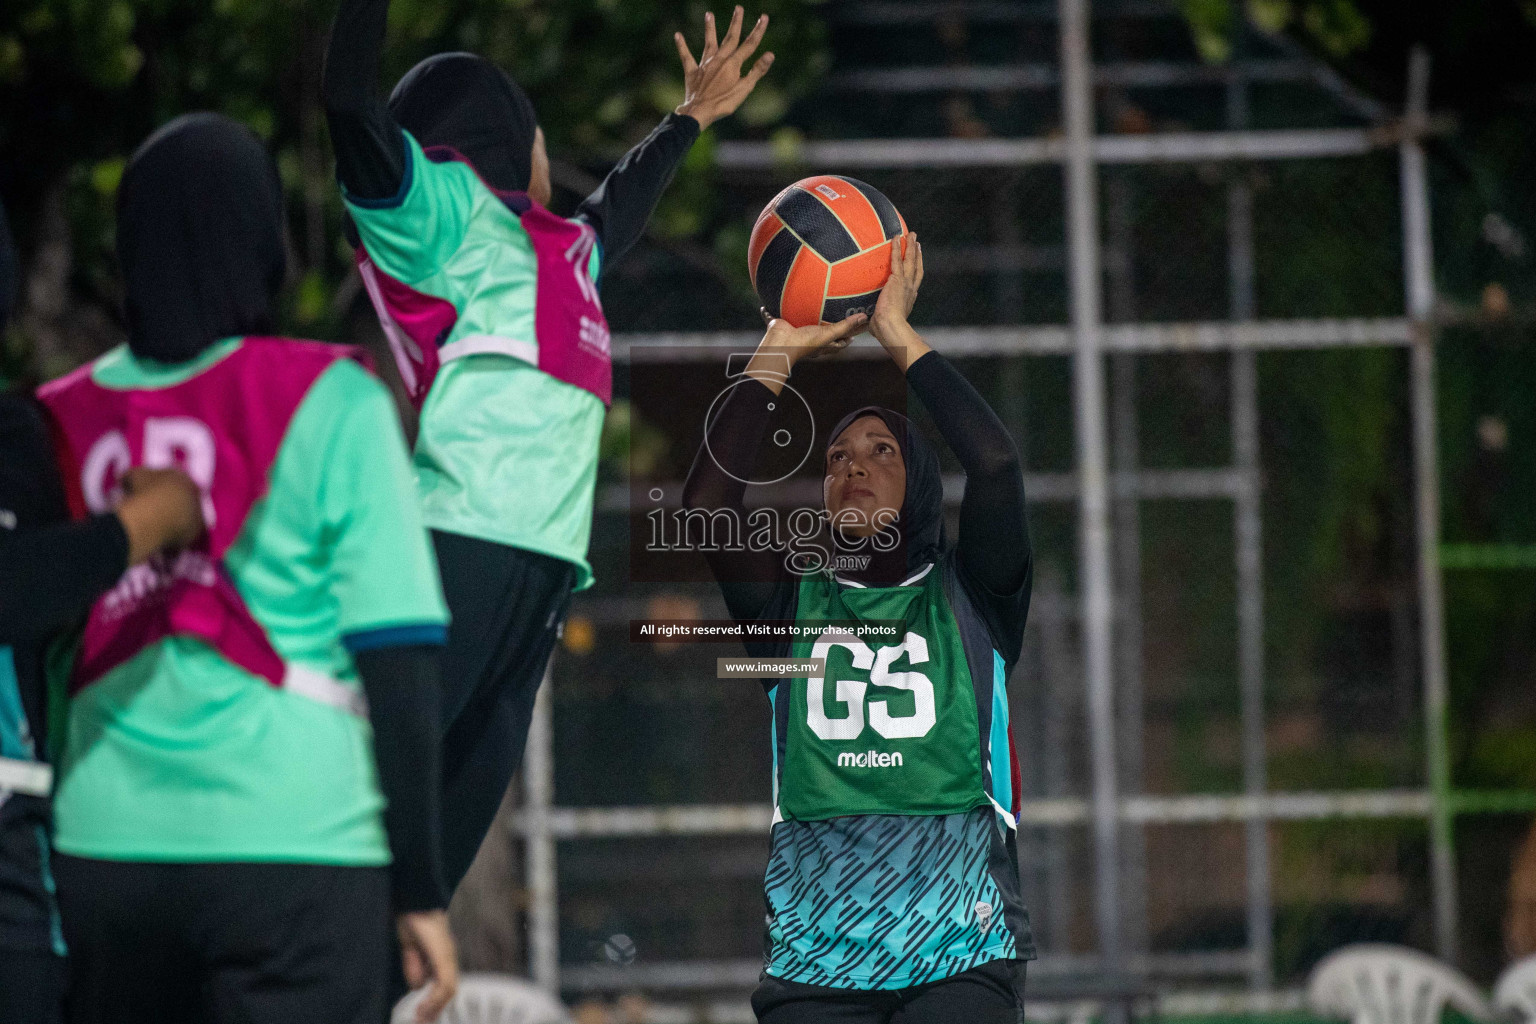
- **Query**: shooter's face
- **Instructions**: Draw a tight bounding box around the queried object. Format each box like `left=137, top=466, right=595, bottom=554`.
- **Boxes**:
left=824, top=416, right=905, bottom=538
left=529, top=127, right=552, bottom=207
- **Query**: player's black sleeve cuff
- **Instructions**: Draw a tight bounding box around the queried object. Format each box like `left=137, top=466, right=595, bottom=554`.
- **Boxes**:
left=354, top=645, right=450, bottom=913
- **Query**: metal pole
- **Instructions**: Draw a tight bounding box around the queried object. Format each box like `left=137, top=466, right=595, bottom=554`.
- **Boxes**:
left=991, top=172, right=1027, bottom=322
left=715, top=123, right=1451, bottom=170
left=1038, top=568, right=1077, bottom=952
left=992, top=171, right=1030, bottom=448
left=1400, top=44, right=1456, bottom=962
left=1227, top=61, right=1274, bottom=992
left=516, top=787, right=1451, bottom=839
left=1059, top=0, right=1122, bottom=969
left=1106, top=169, right=1149, bottom=959
left=525, top=659, right=560, bottom=990
left=614, top=317, right=1417, bottom=362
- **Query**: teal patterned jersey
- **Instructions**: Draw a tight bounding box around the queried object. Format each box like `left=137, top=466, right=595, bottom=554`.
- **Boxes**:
left=759, top=558, right=1035, bottom=989
left=763, top=808, right=1031, bottom=988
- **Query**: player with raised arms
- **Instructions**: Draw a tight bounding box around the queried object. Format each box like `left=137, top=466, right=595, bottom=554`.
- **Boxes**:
left=37, top=113, right=458, bottom=1024
left=322, top=0, right=777, bottom=895
left=682, top=236, right=1036, bottom=1023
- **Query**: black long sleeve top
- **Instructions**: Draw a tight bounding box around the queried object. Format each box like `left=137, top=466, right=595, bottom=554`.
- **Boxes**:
left=322, top=0, right=700, bottom=270
left=353, top=645, right=447, bottom=912
left=0, top=394, right=128, bottom=763
left=681, top=351, right=1033, bottom=661
left=0, top=395, right=128, bottom=644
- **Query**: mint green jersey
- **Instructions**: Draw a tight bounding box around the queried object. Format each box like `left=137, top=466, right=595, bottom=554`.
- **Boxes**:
left=346, top=132, right=607, bottom=589
left=51, top=340, right=449, bottom=864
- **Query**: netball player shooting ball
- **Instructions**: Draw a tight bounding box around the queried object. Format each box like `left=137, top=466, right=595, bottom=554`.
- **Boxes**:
left=683, top=237, right=1036, bottom=1023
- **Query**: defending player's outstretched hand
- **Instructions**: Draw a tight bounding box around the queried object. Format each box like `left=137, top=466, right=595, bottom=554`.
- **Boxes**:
left=673, top=6, right=775, bottom=130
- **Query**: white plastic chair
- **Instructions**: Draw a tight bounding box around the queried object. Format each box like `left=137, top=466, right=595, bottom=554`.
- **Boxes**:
left=1495, top=955, right=1536, bottom=1023
left=1307, top=944, right=1494, bottom=1024
left=391, top=973, right=573, bottom=1024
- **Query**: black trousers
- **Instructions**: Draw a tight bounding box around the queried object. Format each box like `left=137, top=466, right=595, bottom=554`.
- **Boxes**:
left=0, top=947, right=65, bottom=1024
left=0, top=808, right=64, bottom=1024
left=431, top=532, right=575, bottom=892
left=752, top=959, right=1026, bottom=1024
left=55, top=856, right=390, bottom=1024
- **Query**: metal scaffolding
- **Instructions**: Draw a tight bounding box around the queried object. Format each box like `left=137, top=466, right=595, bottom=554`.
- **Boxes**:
left=510, top=0, right=1462, bottom=1010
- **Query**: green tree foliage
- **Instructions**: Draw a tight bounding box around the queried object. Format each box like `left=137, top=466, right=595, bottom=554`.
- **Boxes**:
left=1177, top=0, right=1371, bottom=63
left=0, top=0, right=828, bottom=379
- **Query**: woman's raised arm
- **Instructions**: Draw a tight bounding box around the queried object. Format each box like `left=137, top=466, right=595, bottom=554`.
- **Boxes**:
left=872, top=235, right=1032, bottom=609
left=576, top=7, right=774, bottom=268
left=681, top=313, right=867, bottom=622
left=322, top=0, right=407, bottom=201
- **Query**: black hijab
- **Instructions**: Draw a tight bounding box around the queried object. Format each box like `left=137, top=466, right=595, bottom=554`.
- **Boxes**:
left=117, top=113, right=286, bottom=364
left=0, top=199, right=15, bottom=330
left=826, top=405, right=946, bottom=585
left=388, top=53, right=539, bottom=194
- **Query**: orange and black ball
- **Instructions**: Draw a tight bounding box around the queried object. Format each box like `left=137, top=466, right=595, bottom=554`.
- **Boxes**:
left=748, top=175, right=907, bottom=327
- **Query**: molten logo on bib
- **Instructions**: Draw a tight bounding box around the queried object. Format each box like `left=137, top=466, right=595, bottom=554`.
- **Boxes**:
left=836, top=750, right=905, bottom=768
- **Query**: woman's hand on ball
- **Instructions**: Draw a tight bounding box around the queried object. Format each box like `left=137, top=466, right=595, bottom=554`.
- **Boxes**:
left=869, top=233, right=932, bottom=371
left=744, top=310, right=867, bottom=392
left=871, top=232, right=922, bottom=343
left=674, top=7, right=775, bottom=131
left=763, top=311, right=868, bottom=363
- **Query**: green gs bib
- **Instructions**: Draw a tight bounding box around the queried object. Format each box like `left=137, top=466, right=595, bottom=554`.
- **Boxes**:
left=780, top=560, right=989, bottom=820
